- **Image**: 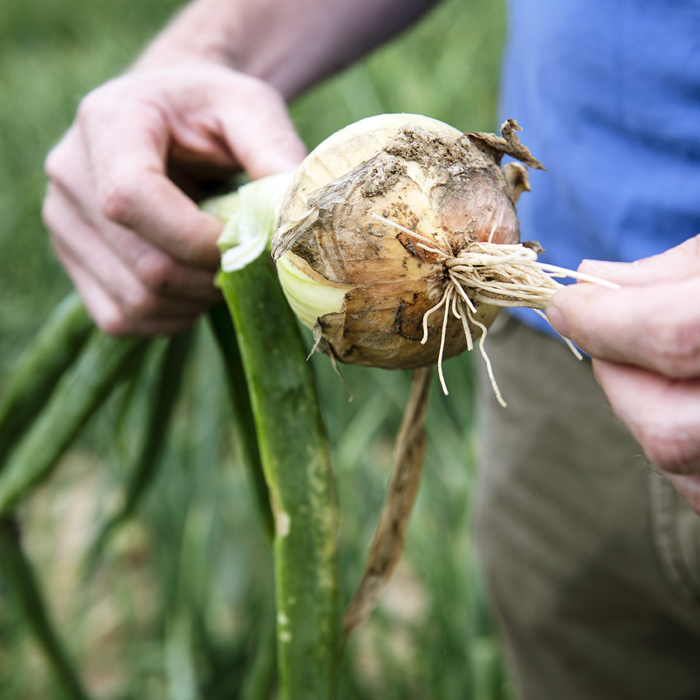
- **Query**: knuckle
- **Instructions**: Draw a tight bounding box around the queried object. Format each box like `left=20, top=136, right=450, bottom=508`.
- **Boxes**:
left=648, top=314, right=700, bottom=377
left=76, top=92, right=95, bottom=122
left=643, top=429, right=677, bottom=469
left=123, top=287, right=161, bottom=321
left=76, top=87, right=108, bottom=126
left=94, top=309, right=136, bottom=338
left=133, top=251, right=178, bottom=292
left=44, top=145, right=66, bottom=182
left=97, top=317, right=130, bottom=338
left=44, top=142, right=79, bottom=193
left=639, top=421, right=700, bottom=474
left=41, top=193, right=60, bottom=234
left=98, top=178, right=138, bottom=226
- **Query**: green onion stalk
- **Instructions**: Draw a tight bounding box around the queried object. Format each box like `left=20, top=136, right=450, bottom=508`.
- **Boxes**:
left=210, top=174, right=342, bottom=698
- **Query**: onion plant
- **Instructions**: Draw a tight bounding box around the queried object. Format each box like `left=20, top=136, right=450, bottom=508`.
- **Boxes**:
left=0, top=104, right=622, bottom=699
left=0, top=0, right=516, bottom=700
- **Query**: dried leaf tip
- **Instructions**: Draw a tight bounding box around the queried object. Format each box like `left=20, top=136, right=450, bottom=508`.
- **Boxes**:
left=463, top=119, right=546, bottom=171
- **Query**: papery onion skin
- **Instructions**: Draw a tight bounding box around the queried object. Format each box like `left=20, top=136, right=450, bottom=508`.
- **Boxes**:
left=272, top=114, right=543, bottom=370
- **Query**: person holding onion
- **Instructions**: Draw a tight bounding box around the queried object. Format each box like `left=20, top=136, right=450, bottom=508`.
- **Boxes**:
left=41, top=0, right=700, bottom=697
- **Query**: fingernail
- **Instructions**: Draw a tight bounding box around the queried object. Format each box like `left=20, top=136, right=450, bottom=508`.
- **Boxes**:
left=546, top=304, right=570, bottom=338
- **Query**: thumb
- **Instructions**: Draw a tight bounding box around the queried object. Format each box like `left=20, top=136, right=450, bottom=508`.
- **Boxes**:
left=216, top=76, right=307, bottom=180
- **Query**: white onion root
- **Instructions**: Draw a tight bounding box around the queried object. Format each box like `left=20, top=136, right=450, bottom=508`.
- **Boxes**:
left=373, top=215, right=620, bottom=406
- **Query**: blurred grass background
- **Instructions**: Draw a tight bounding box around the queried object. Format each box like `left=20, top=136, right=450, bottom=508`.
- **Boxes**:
left=0, top=0, right=510, bottom=697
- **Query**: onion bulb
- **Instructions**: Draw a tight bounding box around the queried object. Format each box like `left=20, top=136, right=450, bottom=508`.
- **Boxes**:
left=271, top=114, right=545, bottom=374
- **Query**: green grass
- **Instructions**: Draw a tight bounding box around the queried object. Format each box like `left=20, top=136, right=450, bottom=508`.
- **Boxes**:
left=0, top=0, right=511, bottom=697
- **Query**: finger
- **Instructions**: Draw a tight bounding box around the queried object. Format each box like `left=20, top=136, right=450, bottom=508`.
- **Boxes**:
left=53, top=234, right=207, bottom=327
left=155, top=67, right=306, bottom=178
left=54, top=241, right=199, bottom=337
left=45, top=190, right=211, bottom=321
left=48, top=176, right=222, bottom=303
left=47, top=138, right=222, bottom=301
left=213, top=77, right=307, bottom=179
left=547, top=276, right=700, bottom=378
left=45, top=123, right=100, bottom=220
left=593, top=359, right=700, bottom=475
left=79, top=92, right=223, bottom=268
left=110, top=228, right=222, bottom=302
left=577, top=234, right=700, bottom=286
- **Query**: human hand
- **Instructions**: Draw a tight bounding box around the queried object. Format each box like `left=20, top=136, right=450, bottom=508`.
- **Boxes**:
left=546, top=235, right=700, bottom=513
left=43, top=62, right=306, bottom=336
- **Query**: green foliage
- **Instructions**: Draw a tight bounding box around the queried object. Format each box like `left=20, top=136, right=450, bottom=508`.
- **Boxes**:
left=0, top=0, right=512, bottom=697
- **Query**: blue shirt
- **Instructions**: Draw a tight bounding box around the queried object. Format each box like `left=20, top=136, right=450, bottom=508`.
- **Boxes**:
left=501, top=0, right=700, bottom=334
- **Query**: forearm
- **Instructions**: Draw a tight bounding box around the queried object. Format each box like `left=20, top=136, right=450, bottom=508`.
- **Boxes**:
left=133, top=0, right=439, bottom=99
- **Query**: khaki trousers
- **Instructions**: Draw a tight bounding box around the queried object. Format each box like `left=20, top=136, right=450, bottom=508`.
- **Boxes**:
left=476, top=314, right=700, bottom=700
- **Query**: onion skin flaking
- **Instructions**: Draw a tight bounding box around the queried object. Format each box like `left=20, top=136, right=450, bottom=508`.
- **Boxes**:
left=271, top=114, right=544, bottom=370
